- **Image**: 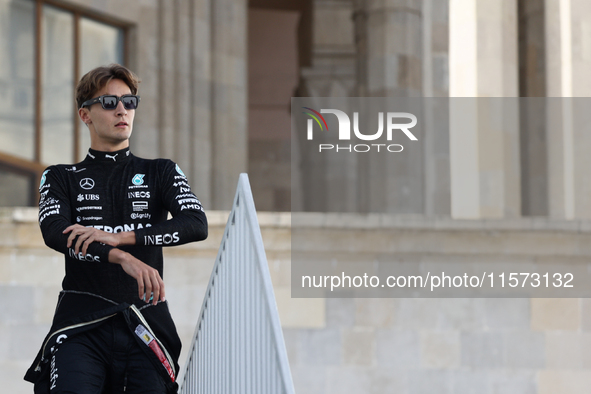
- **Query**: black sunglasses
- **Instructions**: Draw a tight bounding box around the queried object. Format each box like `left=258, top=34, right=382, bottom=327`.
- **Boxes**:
left=80, top=94, right=140, bottom=110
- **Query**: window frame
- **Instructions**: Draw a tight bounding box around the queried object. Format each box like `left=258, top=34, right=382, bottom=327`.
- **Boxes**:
left=0, top=0, right=132, bottom=205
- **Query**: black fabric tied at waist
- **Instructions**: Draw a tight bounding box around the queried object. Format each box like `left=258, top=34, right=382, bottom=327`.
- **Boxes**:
left=24, top=291, right=181, bottom=394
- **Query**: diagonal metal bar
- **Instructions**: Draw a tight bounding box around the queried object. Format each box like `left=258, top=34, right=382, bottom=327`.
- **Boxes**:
left=178, top=173, right=295, bottom=394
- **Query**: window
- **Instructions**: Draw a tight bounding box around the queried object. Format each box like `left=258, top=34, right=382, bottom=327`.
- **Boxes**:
left=0, top=0, right=128, bottom=206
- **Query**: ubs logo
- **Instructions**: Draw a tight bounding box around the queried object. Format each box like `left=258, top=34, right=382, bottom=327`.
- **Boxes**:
left=77, top=194, right=100, bottom=202
left=80, top=178, right=95, bottom=190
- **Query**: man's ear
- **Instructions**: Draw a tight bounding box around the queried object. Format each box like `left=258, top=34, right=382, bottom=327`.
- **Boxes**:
left=78, top=107, right=92, bottom=124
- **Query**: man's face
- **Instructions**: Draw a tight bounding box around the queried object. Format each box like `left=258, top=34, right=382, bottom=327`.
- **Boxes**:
left=79, top=78, right=135, bottom=151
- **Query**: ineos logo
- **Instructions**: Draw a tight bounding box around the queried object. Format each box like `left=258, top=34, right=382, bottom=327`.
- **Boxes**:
left=145, top=232, right=180, bottom=245
left=80, top=178, right=95, bottom=190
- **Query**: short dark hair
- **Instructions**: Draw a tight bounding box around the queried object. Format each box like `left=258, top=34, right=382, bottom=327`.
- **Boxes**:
left=76, top=64, right=140, bottom=109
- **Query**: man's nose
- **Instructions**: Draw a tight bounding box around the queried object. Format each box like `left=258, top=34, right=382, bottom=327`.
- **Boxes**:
left=115, top=100, right=127, bottom=116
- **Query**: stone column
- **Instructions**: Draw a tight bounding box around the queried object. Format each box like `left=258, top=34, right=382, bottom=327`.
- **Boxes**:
left=148, top=0, right=214, bottom=208
left=361, top=0, right=425, bottom=214
left=300, top=0, right=357, bottom=97
left=545, top=0, right=591, bottom=219
left=210, top=0, right=248, bottom=210
left=131, top=1, right=160, bottom=158
left=190, top=0, right=213, bottom=208
left=353, top=0, right=368, bottom=97
left=519, top=0, right=548, bottom=217
left=296, top=0, right=358, bottom=213
left=175, top=0, right=192, bottom=179
left=365, top=0, right=423, bottom=97
left=422, top=0, right=450, bottom=216
left=158, top=0, right=177, bottom=159
left=449, top=0, right=521, bottom=219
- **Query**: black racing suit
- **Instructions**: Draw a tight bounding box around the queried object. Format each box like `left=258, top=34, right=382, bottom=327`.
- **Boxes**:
left=24, top=147, right=208, bottom=393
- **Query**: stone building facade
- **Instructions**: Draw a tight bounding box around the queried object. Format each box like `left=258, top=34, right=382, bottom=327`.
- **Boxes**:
left=4, top=210, right=591, bottom=394
left=2, top=0, right=591, bottom=217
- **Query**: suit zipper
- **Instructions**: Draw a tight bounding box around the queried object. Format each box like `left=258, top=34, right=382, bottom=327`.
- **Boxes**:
left=35, top=313, right=117, bottom=371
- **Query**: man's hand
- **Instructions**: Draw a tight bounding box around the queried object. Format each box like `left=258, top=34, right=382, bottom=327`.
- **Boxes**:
left=108, top=248, right=165, bottom=305
left=63, top=224, right=135, bottom=255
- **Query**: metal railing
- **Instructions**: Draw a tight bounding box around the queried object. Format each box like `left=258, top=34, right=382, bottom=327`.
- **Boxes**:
left=178, top=174, right=295, bottom=394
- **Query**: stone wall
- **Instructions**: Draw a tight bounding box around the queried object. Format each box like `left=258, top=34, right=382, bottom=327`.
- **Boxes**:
left=286, top=213, right=591, bottom=393
left=3, top=208, right=591, bottom=393
left=0, top=207, right=290, bottom=393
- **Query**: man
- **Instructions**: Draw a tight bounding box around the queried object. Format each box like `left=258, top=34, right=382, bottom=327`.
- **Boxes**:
left=24, top=64, right=207, bottom=393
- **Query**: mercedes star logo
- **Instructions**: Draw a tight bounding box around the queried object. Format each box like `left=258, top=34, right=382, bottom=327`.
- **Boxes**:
left=80, top=178, right=95, bottom=190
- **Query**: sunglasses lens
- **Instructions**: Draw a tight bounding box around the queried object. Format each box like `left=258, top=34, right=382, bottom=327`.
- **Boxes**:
left=102, top=96, right=118, bottom=109
left=122, top=96, right=138, bottom=110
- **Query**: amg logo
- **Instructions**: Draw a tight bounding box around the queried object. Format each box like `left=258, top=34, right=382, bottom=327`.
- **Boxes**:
left=144, top=232, right=180, bottom=245
left=180, top=204, right=203, bottom=212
